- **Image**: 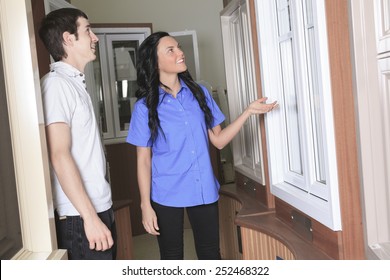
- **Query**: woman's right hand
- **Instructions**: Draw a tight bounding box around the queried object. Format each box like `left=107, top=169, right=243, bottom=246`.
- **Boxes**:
left=141, top=204, right=160, bottom=235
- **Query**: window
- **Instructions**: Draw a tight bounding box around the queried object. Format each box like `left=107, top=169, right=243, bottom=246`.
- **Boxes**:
left=256, top=0, right=341, bottom=230
left=86, top=27, right=151, bottom=143
left=0, top=39, right=23, bottom=260
left=221, top=0, right=265, bottom=184
left=0, top=0, right=64, bottom=260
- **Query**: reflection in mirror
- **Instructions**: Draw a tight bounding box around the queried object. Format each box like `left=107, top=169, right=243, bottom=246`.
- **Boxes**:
left=112, top=41, right=138, bottom=132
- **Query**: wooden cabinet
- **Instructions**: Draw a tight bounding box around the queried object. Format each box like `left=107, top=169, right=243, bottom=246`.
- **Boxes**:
left=106, top=143, right=145, bottom=236
left=219, top=194, right=242, bottom=260
left=219, top=184, right=332, bottom=260
left=240, top=227, right=294, bottom=260
left=113, top=200, right=133, bottom=260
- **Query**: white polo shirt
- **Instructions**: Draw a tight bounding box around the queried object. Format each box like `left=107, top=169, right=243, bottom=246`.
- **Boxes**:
left=41, top=61, right=112, bottom=216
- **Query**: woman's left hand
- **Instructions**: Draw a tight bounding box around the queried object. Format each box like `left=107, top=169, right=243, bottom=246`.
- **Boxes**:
left=246, top=97, right=278, bottom=115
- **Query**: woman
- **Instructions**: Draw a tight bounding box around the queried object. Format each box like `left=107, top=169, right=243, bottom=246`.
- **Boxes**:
left=126, top=31, right=277, bottom=260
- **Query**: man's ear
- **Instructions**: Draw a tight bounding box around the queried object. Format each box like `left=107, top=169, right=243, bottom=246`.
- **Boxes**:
left=62, top=31, right=74, bottom=46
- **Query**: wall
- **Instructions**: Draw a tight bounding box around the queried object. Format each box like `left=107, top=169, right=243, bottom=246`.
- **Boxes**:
left=71, top=0, right=226, bottom=90
left=350, top=0, right=390, bottom=258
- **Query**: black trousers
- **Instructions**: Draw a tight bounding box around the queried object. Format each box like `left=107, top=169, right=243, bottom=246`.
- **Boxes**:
left=152, top=200, right=221, bottom=260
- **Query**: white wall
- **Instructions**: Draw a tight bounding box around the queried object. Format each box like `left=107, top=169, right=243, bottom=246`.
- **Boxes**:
left=71, top=0, right=227, bottom=90
left=350, top=0, right=390, bottom=259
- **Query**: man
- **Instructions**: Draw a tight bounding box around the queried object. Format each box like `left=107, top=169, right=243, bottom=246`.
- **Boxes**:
left=39, top=8, right=116, bottom=260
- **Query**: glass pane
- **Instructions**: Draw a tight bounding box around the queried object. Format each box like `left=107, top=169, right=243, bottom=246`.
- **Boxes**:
left=92, top=44, right=107, bottom=133
left=112, top=40, right=139, bottom=132
left=243, top=123, right=252, bottom=160
left=305, top=12, right=326, bottom=183
left=0, top=44, right=23, bottom=259
left=276, top=0, right=292, bottom=36
left=304, top=0, right=314, bottom=26
left=279, top=39, right=303, bottom=175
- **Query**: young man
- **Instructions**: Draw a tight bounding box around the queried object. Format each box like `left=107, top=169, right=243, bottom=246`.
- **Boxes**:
left=39, top=8, right=116, bottom=260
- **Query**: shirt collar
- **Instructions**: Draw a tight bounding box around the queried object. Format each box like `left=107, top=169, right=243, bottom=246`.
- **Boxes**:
left=50, top=61, right=85, bottom=78
left=158, top=79, right=188, bottom=96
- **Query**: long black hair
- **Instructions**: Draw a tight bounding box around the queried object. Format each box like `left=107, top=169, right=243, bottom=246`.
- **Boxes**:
left=136, top=31, right=213, bottom=144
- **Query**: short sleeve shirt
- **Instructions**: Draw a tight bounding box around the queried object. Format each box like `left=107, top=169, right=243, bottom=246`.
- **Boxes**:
left=41, top=61, right=112, bottom=216
left=126, top=80, right=225, bottom=207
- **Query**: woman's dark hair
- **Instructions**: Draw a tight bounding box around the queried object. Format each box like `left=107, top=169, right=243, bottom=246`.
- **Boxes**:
left=136, top=31, right=213, bottom=144
left=39, top=8, right=88, bottom=62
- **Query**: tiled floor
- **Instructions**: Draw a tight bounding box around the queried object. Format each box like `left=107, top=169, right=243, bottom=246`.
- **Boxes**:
left=132, top=228, right=197, bottom=260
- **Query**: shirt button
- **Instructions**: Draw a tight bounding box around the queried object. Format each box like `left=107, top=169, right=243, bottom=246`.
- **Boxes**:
left=79, top=73, right=84, bottom=77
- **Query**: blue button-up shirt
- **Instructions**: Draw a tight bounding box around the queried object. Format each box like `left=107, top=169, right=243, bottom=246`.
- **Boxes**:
left=126, top=80, right=225, bottom=207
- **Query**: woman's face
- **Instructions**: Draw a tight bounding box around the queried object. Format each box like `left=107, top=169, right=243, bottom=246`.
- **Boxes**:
left=157, top=36, right=187, bottom=77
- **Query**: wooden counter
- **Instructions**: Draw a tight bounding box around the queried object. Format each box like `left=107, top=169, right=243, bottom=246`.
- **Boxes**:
left=219, top=184, right=332, bottom=260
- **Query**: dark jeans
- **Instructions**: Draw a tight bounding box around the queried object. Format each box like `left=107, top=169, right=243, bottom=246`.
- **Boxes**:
left=152, top=200, right=221, bottom=260
left=55, top=207, right=117, bottom=260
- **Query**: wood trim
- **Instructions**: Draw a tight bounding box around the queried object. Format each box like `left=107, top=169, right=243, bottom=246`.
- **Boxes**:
left=32, top=0, right=50, bottom=79
left=91, top=23, right=153, bottom=31
left=325, top=0, right=364, bottom=259
left=275, top=198, right=341, bottom=259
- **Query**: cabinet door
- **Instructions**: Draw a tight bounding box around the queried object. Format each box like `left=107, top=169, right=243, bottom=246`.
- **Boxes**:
left=91, top=32, right=146, bottom=141
left=106, top=34, right=144, bottom=139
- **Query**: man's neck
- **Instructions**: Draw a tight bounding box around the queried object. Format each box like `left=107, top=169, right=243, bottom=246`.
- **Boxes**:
left=61, top=57, right=86, bottom=73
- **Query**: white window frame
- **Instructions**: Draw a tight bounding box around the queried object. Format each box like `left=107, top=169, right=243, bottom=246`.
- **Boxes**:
left=221, top=0, right=265, bottom=184
left=0, top=0, right=66, bottom=259
left=256, top=0, right=341, bottom=230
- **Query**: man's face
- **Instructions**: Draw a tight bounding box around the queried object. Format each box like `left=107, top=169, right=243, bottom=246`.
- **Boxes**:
left=72, top=17, right=98, bottom=64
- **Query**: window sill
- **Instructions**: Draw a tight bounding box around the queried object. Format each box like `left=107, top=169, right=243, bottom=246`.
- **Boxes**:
left=369, top=243, right=390, bottom=260
left=12, top=249, right=67, bottom=260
